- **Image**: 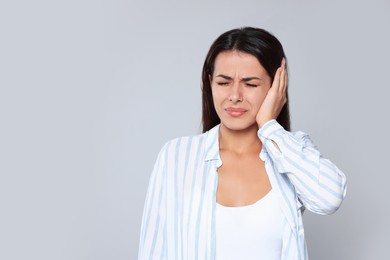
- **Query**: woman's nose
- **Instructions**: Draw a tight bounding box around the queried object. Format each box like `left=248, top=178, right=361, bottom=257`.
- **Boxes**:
left=228, top=84, right=243, bottom=103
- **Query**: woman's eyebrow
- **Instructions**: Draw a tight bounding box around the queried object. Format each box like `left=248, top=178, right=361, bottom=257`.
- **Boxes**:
left=215, top=75, right=261, bottom=81
left=215, top=74, right=232, bottom=80
left=241, top=76, right=261, bottom=82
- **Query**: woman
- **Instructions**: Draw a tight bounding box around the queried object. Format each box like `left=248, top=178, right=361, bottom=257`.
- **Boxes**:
left=138, top=27, right=347, bottom=260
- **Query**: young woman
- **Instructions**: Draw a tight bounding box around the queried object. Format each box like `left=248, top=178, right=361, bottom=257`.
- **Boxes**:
left=138, top=27, right=347, bottom=260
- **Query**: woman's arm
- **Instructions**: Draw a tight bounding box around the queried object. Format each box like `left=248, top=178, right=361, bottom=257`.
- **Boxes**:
left=256, top=59, right=346, bottom=215
left=138, top=144, right=168, bottom=260
left=258, top=119, right=347, bottom=215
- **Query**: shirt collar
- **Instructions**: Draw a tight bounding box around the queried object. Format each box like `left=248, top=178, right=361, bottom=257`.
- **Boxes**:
left=204, top=124, right=221, bottom=162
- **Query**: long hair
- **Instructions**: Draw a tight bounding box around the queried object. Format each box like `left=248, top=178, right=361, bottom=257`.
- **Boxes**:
left=201, top=27, right=291, bottom=133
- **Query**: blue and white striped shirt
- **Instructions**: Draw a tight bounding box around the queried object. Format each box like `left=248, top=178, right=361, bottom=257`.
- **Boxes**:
left=138, top=119, right=347, bottom=260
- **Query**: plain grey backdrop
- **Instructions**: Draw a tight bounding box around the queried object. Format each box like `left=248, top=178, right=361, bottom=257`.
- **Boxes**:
left=1, top=0, right=389, bottom=259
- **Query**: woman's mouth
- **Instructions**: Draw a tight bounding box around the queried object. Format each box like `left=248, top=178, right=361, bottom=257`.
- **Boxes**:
left=225, top=107, right=247, bottom=117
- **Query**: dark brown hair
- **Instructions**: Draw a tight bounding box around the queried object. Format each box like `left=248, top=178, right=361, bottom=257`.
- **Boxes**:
left=201, top=27, right=291, bottom=133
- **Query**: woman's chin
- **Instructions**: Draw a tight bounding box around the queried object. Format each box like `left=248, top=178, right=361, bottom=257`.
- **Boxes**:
left=220, top=121, right=258, bottom=132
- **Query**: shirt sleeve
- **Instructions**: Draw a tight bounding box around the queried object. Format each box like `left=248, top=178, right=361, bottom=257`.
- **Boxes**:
left=258, top=119, right=347, bottom=215
left=138, top=143, right=168, bottom=260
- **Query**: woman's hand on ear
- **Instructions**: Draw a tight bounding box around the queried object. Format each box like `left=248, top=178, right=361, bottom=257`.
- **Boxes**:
left=256, top=58, right=288, bottom=129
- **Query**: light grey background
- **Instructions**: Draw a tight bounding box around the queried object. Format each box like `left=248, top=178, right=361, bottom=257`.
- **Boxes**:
left=1, top=0, right=389, bottom=259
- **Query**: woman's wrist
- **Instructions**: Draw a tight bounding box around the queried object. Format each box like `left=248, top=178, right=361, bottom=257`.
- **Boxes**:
left=257, top=117, right=275, bottom=129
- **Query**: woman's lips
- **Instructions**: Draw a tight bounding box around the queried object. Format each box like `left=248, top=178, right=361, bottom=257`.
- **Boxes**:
left=225, top=107, right=247, bottom=117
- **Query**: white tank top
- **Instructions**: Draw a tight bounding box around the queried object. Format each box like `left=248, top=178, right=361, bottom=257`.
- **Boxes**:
left=215, top=189, right=284, bottom=260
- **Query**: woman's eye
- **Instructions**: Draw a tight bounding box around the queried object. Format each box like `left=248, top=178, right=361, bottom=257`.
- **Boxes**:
left=246, top=83, right=258, bottom=87
left=217, top=82, right=229, bottom=86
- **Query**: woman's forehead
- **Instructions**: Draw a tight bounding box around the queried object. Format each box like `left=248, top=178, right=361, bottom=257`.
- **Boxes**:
left=213, top=51, right=267, bottom=78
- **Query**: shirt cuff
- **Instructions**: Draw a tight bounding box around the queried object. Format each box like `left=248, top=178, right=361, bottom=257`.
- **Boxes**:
left=257, top=119, right=284, bottom=139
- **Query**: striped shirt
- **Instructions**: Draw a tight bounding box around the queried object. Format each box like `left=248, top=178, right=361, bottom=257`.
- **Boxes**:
left=138, top=119, right=347, bottom=260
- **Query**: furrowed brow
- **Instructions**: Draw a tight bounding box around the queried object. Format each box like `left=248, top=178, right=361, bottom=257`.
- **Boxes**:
left=241, top=76, right=261, bottom=82
left=215, top=74, right=232, bottom=80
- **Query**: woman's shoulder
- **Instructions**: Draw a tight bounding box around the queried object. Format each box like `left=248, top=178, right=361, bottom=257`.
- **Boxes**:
left=156, top=125, right=220, bottom=160
left=162, top=131, right=209, bottom=152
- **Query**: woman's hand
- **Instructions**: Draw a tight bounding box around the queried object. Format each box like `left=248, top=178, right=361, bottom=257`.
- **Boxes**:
left=256, top=58, right=288, bottom=129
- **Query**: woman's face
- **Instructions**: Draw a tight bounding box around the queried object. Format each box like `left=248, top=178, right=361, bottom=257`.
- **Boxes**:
left=210, top=51, right=272, bottom=131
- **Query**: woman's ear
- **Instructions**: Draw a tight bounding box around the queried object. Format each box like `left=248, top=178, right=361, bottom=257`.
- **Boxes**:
left=208, top=74, right=212, bottom=84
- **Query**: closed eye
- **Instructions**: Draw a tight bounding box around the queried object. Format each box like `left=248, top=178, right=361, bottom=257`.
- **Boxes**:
left=246, top=83, right=258, bottom=87
left=217, top=82, right=229, bottom=86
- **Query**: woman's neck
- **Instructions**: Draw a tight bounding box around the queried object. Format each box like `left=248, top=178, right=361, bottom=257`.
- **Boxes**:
left=218, top=123, right=262, bottom=155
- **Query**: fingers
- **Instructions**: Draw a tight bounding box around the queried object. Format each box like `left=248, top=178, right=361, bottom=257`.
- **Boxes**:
left=279, top=59, right=285, bottom=95
left=283, top=58, right=288, bottom=91
left=272, top=58, right=287, bottom=91
left=272, top=67, right=282, bottom=91
left=279, top=58, right=287, bottom=103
